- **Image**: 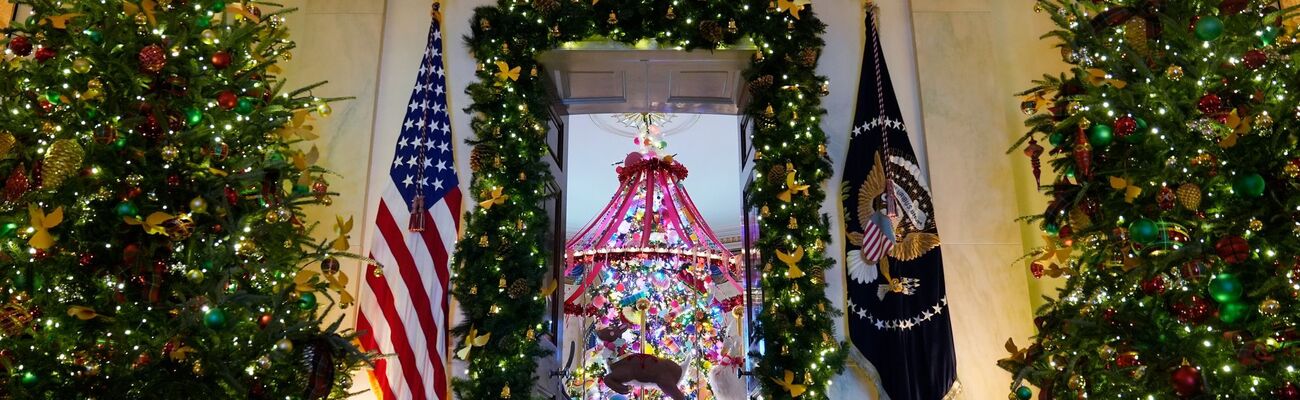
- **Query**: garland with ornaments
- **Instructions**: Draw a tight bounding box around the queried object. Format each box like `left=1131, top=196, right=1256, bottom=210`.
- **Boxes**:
left=452, top=0, right=846, bottom=399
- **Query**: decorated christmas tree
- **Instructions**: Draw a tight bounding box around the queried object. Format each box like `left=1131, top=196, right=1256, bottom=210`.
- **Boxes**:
left=1004, top=0, right=1300, bottom=398
left=0, top=1, right=366, bottom=398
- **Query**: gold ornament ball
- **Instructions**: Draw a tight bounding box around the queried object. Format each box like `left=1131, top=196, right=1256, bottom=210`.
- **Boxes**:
left=1260, top=298, right=1281, bottom=316
left=134, top=13, right=149, bottom=25
left=160, top=145, right=180, bottom=162
left=317, top=103, right=333, bottom=117
left=82, top=88, right=102, bottom=101
left=1249, top=218, right=1264, bottom=231
left=1068, top=374, right=1086, bottom=390
left=256, top=355, right=271, bottom=369
left=265, top=208, right=284, bottom=223
left=281, top=51, right=292, bottom=61
left=1067, top=101, right=1083, bottom=116
left=200, top=29, right=218, bottom=45
left=274, top=338, right=294, bottom=353
left=72, top=58, right=92, bottom=74
left=1285, top=162, right=1300, bottom=178
left=126, top=174, right=144, bottom=186
left=189, top=196, right=208, bottom=213
left=236, top=239, right=258, bottom=257
left=87, top=79, right=103, bottom=90
left=1166, top=65, right=1184, bottom=80
left=184, top=269, right=205, bottom=283
left=191, top=360, right=204, bottom=375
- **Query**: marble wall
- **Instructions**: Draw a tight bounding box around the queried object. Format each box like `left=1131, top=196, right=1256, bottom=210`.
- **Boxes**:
left=273, top=0, right=1067, bottom=398
left=908, top=0, right=1067, bottom=398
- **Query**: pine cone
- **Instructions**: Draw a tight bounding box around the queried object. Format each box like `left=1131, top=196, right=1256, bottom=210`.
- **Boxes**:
left=748, top=75, right=774, bottom=94
left=470, top=146, right=494, bottom=172
left=508, top=279, right=529, bottom=299
left=699, top=20, right=723, bottom=43
left=798, top=48, right=819, bottom=68
left=41, top=139, right=84, bottom=189
left=1176, top=184, right=1202, bottom=210
left=767, top=164, right=787, bottom=184
left=533, top=0, right=559, bottom=14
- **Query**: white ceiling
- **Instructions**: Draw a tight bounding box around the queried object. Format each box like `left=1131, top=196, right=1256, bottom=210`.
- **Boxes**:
left=565, top=114, right=743, bottom=240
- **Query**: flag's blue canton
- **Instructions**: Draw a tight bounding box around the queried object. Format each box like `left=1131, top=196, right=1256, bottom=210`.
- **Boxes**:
left=389, top=17, right=457, bottom=207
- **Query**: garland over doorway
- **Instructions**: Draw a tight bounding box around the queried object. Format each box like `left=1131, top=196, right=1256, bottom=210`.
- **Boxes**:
left=451, top=0, right=846, bottom=398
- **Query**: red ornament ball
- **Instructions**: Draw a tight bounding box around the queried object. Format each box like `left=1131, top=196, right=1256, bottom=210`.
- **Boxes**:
left=1171, top=365, right=1203, bottom=397
left=211, top=50, right=231, bottom=69
left=1215, top=236, right=1250, bottom=264
left=1173, top=295, right=1212, bottom=323
left=1276, top=382, right=1300, bottom=400
left=7, top=36, right=32, bottom=56
left=78, top=252, right=95, bottom=267
left=257, top=313, right=273, bottom=329
left=1141, top=275, right=1166, bottom=295
left=1198, top=93, right=1222, bottom=114
left=217, top=90, right=239, bottom=110
left=1243, top=50, right=1268, bottom=70
left=34, top=46, right=56, bottom=63
left=1114, top=116, right=1138, bottom=137
left=138, top=44, right=167, bottom=73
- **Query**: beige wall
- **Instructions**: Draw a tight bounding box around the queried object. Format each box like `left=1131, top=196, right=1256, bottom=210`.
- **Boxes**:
left=277, top=0, right=1066, bottom=398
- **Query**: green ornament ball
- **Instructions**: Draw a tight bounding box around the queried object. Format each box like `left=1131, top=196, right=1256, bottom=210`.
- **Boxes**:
left=114, top=201, right=138, bottom=218
left=203, top=308, right=228, bottom=329
left=85, top=29, right=103, bottom=44
left=84, top=106, right=99, bottom=119
left=1233, top=173, right=1266, bottom=198
left=1049, top=131, right=1066, bottom=147
left=298, top=292, right=317, bottom=310
left=235, top=97, right=255, bottom=115
left=1195, top=16, right=1225, bottom=41
left=1129, top=218, right=1160, bottom=245
left=185, top=107, right=204, bottom=126
left=1219, top=301, right=1250, bottom=323
left=196, top=16, right=212, bottom=28
left=1088, top=124, right=1114, bottom=147
left=0, top=222, right=18, bottom=238
left=210, top=1, right=226, bottom=12
left=19, top=371, right=37, bottom=387
left=1015, top=386, right=1033, bottom=400
left=112, top=137, right=127, bottom=150
left=1209, top=273, right=1243, bottom=303
left=292, top=184, right=310, bottom=195
left=45, top=90, right=60, bottom=105
left=1043, top=222, right=1060, bottom=235
left=1260, top=25, right=1279, bottom=47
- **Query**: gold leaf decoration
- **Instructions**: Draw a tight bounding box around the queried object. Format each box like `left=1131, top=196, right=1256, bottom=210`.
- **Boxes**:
left=0, top=132, right=14, bottom=158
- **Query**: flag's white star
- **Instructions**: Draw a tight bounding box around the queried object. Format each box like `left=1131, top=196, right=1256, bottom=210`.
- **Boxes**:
left=435, top=160, right=447, bottom=172
left=432, top=178, right=444, bottom=190
left=402, top=175, right=414, bottom=187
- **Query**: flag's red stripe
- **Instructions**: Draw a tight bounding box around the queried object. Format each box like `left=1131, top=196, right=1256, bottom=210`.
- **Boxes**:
left=376, top=200, right=445, bottom=391
left=363, top=258, right=430, bottom=400
left=419, top=207, right=453, bottom=398
left=446, top=187, right=462, bottom=231
left=357, top=312, right=398, bottom=400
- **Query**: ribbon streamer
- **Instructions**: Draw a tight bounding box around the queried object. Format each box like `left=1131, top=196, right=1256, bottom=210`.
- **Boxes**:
left=770, top=370, right=808, bottom=397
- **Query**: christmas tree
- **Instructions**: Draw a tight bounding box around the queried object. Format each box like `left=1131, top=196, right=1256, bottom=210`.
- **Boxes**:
left=0, top=1, right=366, bottom=398
left=1004, top=0, right=1300, bottom=398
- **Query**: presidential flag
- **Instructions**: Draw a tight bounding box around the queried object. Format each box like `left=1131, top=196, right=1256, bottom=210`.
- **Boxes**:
left=840, top=9, right=958, bottom=400
left=357, top=7, right=460, bottom=400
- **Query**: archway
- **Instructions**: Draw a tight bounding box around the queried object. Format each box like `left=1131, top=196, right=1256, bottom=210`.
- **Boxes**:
left=451, top=2, right=846, bottom=399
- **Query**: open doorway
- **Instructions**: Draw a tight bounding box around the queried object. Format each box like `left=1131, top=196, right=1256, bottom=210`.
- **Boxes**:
left=559, top=113, right=745, bottom=400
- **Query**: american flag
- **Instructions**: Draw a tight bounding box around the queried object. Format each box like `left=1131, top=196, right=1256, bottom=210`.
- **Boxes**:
left=357, top=8, right=459, bottom=400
